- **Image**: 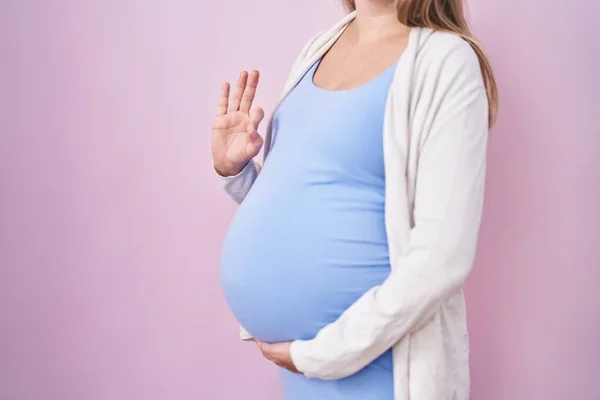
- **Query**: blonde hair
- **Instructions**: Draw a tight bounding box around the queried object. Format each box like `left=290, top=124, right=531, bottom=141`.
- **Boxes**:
left=342, top=0, right=498, bottom=127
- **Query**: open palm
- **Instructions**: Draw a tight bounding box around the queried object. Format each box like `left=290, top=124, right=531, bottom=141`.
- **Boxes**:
left=212, top=70, right=265, bottom=177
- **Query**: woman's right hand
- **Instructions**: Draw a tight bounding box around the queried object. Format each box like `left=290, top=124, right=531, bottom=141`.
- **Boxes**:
left=212, top=70, right=265, bottom=177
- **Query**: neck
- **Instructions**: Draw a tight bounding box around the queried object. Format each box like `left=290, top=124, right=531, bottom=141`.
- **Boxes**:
left=350, top=0, right=410, bottom=41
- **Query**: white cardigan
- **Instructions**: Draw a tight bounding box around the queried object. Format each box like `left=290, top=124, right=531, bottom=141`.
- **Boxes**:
left=219, top=11, right=489, bottom=400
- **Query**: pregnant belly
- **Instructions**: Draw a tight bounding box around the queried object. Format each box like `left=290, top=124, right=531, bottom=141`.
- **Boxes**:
left=219, top=185, right=391, bottom=344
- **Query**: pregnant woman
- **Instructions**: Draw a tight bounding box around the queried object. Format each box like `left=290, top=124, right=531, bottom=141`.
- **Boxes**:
left=213, top=1, right=497, bottom=399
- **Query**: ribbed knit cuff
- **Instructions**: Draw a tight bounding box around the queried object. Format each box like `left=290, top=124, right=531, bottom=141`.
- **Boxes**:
left=289, top=339, right=318, bottom=378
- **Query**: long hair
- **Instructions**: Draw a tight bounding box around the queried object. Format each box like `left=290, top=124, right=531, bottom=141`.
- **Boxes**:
left=342, top=0, right=498, bottom=127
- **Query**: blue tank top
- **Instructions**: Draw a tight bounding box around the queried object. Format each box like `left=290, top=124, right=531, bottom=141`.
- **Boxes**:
left=220, top=58, right=397, bottom=399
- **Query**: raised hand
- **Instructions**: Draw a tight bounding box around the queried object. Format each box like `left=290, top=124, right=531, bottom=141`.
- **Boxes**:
left=212, top=70, right=265, bottom=177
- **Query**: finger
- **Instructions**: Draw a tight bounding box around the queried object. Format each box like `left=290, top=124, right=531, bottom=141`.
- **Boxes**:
left=260, top=350, right=276, bottom=364
left=249, top=107, right=265, bottom=129
left=216, top=82, right=230, bottom=116
left=256, top=341, right=268, bottom=354
left=258, top=342, right=275, bottom=358
left=229, top=70, right=248, bottom=112
left=245, top=124, right=264, bottom=159
left=256, top=340, right=268, bottom=353
left=239, top=69, right=260, bottom=114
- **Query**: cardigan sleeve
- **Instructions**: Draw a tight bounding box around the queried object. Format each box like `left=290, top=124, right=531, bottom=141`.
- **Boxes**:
left=289, top=41, right=490, bottom=379
left=216, top=160, right=261, bottom=205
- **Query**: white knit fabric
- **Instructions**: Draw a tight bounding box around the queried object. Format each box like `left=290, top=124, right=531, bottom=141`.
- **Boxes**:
left=218, top=11, right=489, bottom=400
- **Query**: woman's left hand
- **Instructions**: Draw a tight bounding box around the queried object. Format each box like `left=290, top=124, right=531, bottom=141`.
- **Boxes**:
left=255, top=340, right=300, bottom=374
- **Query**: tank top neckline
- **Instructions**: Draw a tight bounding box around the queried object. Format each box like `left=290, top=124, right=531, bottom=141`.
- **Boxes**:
left=309, top=57, right=398, bottom=94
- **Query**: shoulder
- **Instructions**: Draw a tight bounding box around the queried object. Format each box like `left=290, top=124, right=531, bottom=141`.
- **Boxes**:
left=285, top=31, right=325, bottom=83
left=299, top=31, right=325, bottom=60
left=296, top=13, right=356, bottom=64
left=414, top=28, right=484, bottom=86
left=416, top=29, right=478, bottom=65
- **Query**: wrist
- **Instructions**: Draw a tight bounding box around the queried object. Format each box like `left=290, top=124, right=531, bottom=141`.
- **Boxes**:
left=289, top=340, right=313, bottom=377
left=213, top=162, right=247, bottom=177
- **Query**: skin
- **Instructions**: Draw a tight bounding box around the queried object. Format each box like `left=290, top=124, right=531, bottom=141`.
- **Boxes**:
left=254, top=340, right=300, bottom=374
left=212, top=69, right=265, bottom=177
left=211, top=0, right=410, bottom=374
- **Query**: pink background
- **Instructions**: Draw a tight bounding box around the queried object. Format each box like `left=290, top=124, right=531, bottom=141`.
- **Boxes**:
left=0, top=0, right=598, bottom=399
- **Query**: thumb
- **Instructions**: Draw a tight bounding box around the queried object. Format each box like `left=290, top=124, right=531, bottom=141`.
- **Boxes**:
left=249, top=107, right=265, bottom=129
left=245, top=124, right=264, bottom=158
